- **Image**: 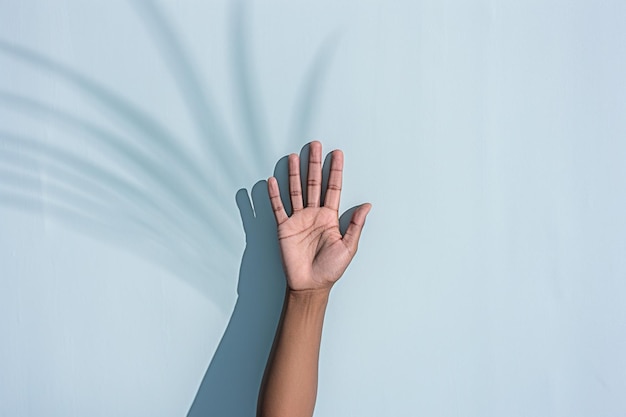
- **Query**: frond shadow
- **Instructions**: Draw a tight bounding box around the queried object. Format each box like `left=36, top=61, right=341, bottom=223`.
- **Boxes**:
left=131, top=0, right=252, bottom=182
left=0, top=0, right=341, bottom=412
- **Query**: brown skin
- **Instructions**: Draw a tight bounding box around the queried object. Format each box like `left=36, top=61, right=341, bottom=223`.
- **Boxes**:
left=258, top=141, right=371, bottom=417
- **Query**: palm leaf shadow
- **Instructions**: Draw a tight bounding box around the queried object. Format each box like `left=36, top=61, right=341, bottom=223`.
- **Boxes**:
left=229, top=0, right=272, bottom=169
left=0, top=0, right=339, bottom=412
left=0, top=92, right=236, bottom=239
left=131, top=0, right=253, bottom=180
left=0, top=37, right=239, bottom=307
left=0, top=130, right=209, bottom=258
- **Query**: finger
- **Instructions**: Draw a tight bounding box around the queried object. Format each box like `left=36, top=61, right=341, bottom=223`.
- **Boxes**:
left=324, top=149, right=343, bottom=211
left=267, top=177, right=288, bottom=224
left=306, top=140, right=322, bottom=207
left=288, top=153, right=304, bottom=212
left=235, top=188, right=254, bottom=235
left=342, top=203, right=372, bottom=255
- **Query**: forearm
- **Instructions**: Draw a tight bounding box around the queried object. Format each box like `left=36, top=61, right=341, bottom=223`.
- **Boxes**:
left=258, top=288, right=330, bottom=417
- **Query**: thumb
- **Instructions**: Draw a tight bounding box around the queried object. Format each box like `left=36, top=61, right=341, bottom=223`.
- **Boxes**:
left=342, top=203, right=372, bottom=255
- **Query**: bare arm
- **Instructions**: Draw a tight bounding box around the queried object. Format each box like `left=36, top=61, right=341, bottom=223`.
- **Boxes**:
left=258, top=141, right=371, bottom=417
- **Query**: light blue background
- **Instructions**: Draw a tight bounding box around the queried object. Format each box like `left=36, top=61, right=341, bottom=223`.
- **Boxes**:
left=1, top=1, right=625, bottom=416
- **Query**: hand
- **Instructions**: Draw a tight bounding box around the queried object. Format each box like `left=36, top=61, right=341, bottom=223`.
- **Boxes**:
left=267, top=141, right=371, bottom=292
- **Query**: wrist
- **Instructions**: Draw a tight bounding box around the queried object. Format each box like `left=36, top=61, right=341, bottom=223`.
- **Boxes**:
left=286, top=272, right=337, bottom=295
left=287, top=287, right=331, bottom=306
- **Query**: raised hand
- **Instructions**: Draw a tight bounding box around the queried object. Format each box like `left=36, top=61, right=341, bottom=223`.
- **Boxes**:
left=267, top=141, right=371, bottom=292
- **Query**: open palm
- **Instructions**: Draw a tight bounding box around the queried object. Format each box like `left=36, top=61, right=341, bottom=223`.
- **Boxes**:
left=268, top=141, right=371, bottom=291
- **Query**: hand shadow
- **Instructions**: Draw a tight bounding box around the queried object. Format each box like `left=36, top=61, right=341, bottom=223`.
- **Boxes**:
left=187, top=144, right=359, bottom=417
left=186, top=156, right=289, bottom=417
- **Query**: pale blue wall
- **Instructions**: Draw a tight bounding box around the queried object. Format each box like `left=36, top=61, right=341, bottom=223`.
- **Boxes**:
left=1, top=1, right=625, bottom=416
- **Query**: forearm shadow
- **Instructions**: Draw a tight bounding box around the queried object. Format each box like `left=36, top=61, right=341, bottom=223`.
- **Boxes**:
left=187, top=157, right=291, bottom=417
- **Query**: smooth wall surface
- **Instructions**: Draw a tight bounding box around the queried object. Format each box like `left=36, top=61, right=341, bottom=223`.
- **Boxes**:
left=1, top=1, right=625, bottom=416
